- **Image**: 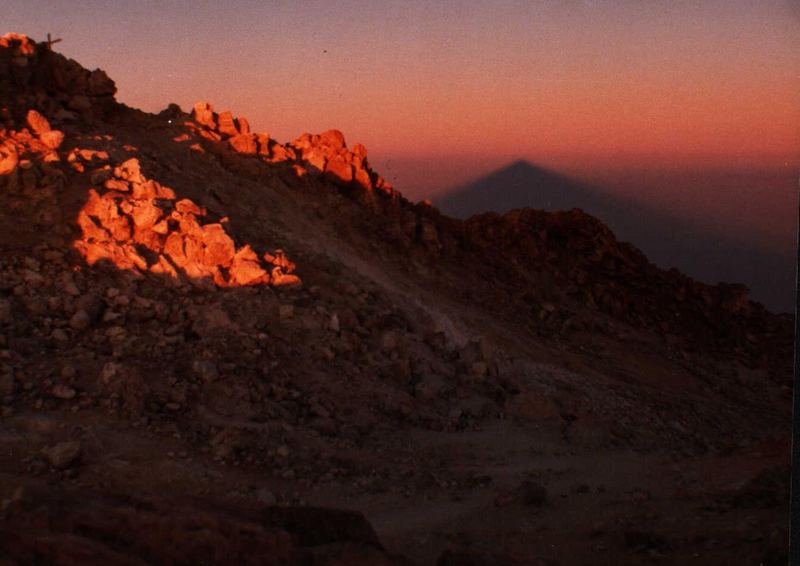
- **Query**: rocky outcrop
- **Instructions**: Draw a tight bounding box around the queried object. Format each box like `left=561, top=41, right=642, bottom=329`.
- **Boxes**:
left=0, top=107, right=69, bottom=233
left=0, top=488, right=405, bottom=565
left=188, top=101, right=393, bottom=194
left=0, top=36, right=300, bottom=290
left=0, top=33, right=117, bottom=123
left=73, top=155, right=300, bottom=288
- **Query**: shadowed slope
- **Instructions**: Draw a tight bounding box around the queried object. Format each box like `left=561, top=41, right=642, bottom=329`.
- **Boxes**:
left=434, top=160, right=794, bottom=312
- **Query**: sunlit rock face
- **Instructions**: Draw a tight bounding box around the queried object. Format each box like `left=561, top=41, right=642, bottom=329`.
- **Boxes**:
left=73, top=155, right=300, bottom=289
left=0, top=34, right=301, bottom=290
left=0, top=107, right=70, bottom=229
left=188, top=101, right=393, bottom=194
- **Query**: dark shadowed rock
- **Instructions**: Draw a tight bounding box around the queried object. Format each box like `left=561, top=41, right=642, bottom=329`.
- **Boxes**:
left=260, top=506, right=383, bottom=549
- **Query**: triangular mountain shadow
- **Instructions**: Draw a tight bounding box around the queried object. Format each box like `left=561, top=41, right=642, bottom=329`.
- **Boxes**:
left=434, top=160, right=794, bottom=313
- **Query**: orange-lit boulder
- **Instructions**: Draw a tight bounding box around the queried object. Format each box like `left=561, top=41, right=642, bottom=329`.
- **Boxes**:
left=0, top=141, right=18, bottom=175
left=256, top=134, right=272, bottom=156
left=325, top=157, right=353, bottom=184
left=163, top=232, right=187, bottom=266
left=270, top=267, right=301, bottom=288
left=129, top=200, right=162, bottom=229
left=175, top=199, right=205, bottom=216
left=40, top=130, right=64, bottom=150
left=229, top=245, right=268, bottom=286
left=269, top=144, right=294, bottom=162
left=150, top=254, right=179, bottom=278
left=354, top=167, right=372, bottom=189
left=319, top=129, right=346, bottom=150
left=304, top=148, right=326, bottom=174
left=216, top=111, right=238, bottom=137
left=104, top=179, right=129, bottom=192
left=77, top=210, right=111, bottom=242
left=26, top=109, right=51, bottom=134
left=263, top=249, right=295, bottom=272
left=229, top=133, right=257, bottom=155
left=114, top=158, right=145, bottom=184
left=192, top=102, right=217, bottom=129
left=201, top=224, right=235, bottom=268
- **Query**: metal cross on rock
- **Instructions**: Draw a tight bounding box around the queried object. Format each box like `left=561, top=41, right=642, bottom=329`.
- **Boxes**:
left=46, top=33, right=62, bottom=50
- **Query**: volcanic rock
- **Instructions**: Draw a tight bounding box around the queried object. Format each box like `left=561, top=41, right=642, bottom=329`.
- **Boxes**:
left=42, top=440, right=82, bottom=469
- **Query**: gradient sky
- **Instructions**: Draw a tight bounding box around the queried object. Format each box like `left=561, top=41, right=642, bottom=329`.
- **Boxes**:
left=6, top=0, right=799, bottom=252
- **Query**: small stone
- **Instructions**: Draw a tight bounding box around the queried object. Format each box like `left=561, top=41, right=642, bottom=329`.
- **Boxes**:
left=99, top=362, right=121, bottom=384
left=279, top=305, right=294, bottom=320
left=102, top=310, right=122, bottom=323
left=104, top=179, right=131, bottom=195
left=62, top=281, right=80, bottom=297
left=22, top=269, right=44, bottom=286
left=51, top=384, right=76, bottom=400
left=69, top=309, right=90, bottom=330
left=105, top=326, right=126, bottom=340
left=42, top=440, right=82, bottom=469
left=51, top=329, right=69, bottom=342
left=192, top=359, right=219, bottom=382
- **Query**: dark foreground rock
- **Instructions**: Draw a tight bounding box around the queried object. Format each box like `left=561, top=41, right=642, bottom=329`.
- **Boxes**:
left=0, top=486, right=407, bottom=565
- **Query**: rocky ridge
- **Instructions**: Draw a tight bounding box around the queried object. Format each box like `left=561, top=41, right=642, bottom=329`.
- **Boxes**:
left=0, top=34, right=791, bottom=565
